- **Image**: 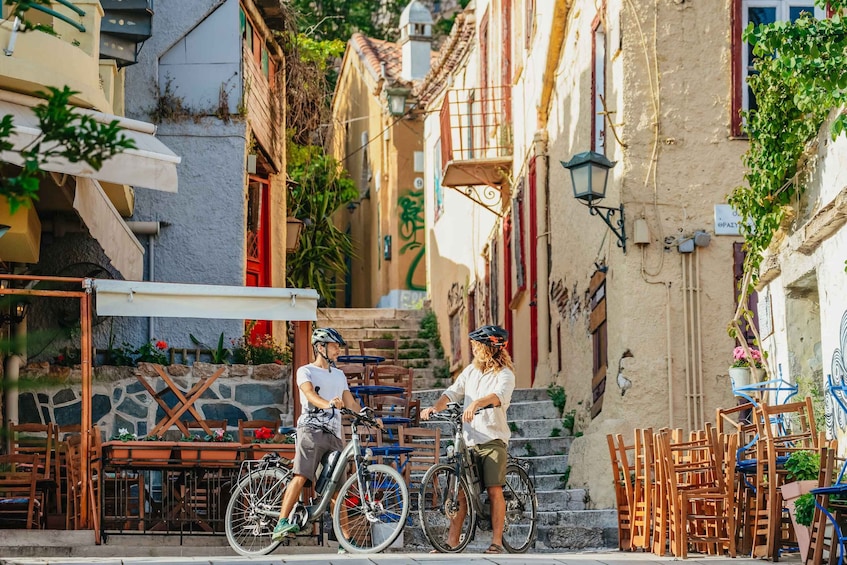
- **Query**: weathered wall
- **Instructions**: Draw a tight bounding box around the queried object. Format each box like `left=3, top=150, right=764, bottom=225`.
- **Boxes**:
left=759, top=113, right=847, bottom=445
left=544, top=0, right=747, bottom=508
left=16, top=362, right=293, bottom=437
left=123, top=0, right=247, bottom=348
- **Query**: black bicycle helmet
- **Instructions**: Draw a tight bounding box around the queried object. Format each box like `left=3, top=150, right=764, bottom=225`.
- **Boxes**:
left=311, top=327, right=347, bottom=347
left=469, top=325, right=509, bottom=348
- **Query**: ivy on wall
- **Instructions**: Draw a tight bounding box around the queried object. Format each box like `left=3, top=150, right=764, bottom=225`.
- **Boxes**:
left=728, top=1, right=847, bottom=347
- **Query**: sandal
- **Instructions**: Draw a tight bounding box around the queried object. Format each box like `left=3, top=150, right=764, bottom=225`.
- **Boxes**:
left=484, top=543, right=505, bottom=554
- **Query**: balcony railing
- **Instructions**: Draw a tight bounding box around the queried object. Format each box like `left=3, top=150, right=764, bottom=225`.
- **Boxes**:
left=438, top=86, right=513, bottom=214
left=27, top=0, right=86, bottom=32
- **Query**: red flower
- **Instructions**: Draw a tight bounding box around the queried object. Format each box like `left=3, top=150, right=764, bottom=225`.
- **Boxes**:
left=156, top=340, right=168, bottom=350
left=255, top=426, right=273, bottom=440
left=57, top=354, right=65, bottom=362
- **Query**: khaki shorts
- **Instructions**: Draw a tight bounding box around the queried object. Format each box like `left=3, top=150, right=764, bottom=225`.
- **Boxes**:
left=293, top=427, right=344, bottom=484
left=472, top=439, right=508, bottom=487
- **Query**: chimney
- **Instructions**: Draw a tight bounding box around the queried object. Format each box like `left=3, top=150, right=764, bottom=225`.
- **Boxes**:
left=399, top=0, right=433, bottom=81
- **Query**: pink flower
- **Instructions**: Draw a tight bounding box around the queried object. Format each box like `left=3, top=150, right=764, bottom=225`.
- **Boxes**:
left=732, top=346, right=763, bottom=368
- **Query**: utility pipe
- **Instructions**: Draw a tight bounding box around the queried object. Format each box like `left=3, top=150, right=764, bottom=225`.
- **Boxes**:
left=534, top=131, right=550, bottom=382
left=681, top=252, right=691, bottom=430
left=695, top=247, right=705, bottom=428
left=4, top=354, right=23, bottom=452
left=666, top=281, right=674, bottom=428
left=127, top=222, right=161, bottom=340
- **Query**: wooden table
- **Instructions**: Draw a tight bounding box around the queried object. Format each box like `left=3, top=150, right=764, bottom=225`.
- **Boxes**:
left=135, top=365, right=227, bottom=437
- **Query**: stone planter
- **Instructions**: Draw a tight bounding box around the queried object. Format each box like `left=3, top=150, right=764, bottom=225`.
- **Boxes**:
left=781, top=479, right=818, bottom=562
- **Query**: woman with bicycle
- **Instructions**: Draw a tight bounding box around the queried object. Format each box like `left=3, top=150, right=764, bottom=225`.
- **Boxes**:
left=272, top=327, right=371, bottom=542
left=420, top=324, right=516, bottom=555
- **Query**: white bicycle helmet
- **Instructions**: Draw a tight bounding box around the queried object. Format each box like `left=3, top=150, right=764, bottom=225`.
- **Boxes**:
left=311, top=327, right=347, bottom=347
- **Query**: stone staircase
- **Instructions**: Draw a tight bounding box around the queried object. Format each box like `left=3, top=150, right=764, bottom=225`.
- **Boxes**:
left=318, top=307, right=617, bottom=552
left=317, top=308, right=448, bottom=390
left=408, top=388, right=617, bottom=552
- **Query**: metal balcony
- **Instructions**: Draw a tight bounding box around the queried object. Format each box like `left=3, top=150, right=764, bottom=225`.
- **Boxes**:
left=100, top=0, right=154, bottom=67
left=439, top=86, right=512, bottom=215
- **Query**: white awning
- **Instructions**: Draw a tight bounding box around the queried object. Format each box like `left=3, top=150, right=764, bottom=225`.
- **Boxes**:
left=0, top=90, right=180, bottom=192
left=93, top=280, right=320, bottom=321
left=74, top=179, right=144, bottom=280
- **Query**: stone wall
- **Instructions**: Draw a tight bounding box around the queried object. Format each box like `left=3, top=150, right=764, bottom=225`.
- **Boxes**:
left=16, top=362, right=293, bottom=438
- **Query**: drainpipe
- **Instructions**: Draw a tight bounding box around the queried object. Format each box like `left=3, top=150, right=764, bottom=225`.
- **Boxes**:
left=534, top=131, right=550, bottom=382
left=127, top=222, right=161, bottom=340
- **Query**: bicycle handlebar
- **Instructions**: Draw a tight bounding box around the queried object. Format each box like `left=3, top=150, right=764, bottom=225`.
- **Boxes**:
left=340, top=406, right=382, bottom=428
left=429, top=402, right=495, bottom=422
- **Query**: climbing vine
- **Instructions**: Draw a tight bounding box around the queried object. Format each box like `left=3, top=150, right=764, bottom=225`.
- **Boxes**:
left=728, top=2, right=847, bottom=345
left=729, top=2, right=847, bottom=280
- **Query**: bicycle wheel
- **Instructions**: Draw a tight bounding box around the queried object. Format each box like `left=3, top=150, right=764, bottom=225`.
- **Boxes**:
left=333, top=463, right=410, bottom=553
left=225, top=468, right=288, bottom=556
left=501, top=463, right=538, bottom=553
left=418, top=463, right=476, bottom=553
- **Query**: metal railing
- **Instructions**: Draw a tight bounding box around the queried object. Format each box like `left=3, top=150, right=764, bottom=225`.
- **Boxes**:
left=27, top=0, right=86, bottom=32
left=439, top=86, right=513, bottom=166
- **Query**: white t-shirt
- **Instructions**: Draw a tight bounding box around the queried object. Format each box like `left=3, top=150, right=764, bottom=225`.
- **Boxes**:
left=443, top=364, right=516, bottom=446
left=296, top=364, right=349, bottom=439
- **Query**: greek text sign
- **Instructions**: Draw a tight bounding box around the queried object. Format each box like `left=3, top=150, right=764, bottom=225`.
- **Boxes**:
left=714, top=204, right=743, bottom=236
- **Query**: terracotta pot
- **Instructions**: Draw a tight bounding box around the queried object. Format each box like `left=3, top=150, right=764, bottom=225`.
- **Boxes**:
left=103, top=441, right=177, bottom=466
left=247, top=443, right=296, bottom=461
left=179, top=442, right=241, bottom=467
left=780, top=479, right=818, bottom=562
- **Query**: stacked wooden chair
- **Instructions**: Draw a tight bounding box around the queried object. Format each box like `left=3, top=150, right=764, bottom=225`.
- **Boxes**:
left=607, top=432, right=635, bottom=551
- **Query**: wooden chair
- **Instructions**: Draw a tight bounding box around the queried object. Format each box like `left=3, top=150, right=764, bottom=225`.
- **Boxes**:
left=237, top=419, right=281, bottom=444
left=184, top=419, right=228, bottom=439
left=656, top=426, right=736, bottom=558
left=631, top=428, right=654, bottom=551
left=337, top=363, right=369, bottom=387
left=398, top=427, right=440, bottom=489
left=805, top=439, right=839, bottom=565
left=717, top=401, right=758, bottom=554
left=372, top=364, right=419, bottom=423
left=607, top=432, right=635, bottom=551
left=359, top=339, right=399, bottom=363
left=752, top=398, right=818, bottom=559
left=0, top=453, right=42, bottom=529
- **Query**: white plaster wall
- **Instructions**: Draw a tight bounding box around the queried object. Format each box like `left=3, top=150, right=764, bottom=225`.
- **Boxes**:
left=122, top=0, right=247, bottom=348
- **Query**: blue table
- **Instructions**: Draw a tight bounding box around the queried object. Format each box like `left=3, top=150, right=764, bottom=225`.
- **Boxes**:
left=337, top=355, right=385, bottom=365
left=732, top=378, right=798, bottom=406
left=349, top=385, right=405, bottom=398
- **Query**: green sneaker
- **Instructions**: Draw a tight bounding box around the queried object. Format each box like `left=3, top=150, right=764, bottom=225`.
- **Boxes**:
left=272, top=519, right=300, bottom=541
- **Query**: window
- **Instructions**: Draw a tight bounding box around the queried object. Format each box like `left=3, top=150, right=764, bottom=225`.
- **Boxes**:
left=733, top=1, right=823, bottom=136
left=434, top=138, right=444, bottom=221
left=525, top=0, right=536, bottom=49
left=591, top=19, right=606, bottom=153
left=261, top=47, right=269, bottom=78
left=511, top=181, right=526, bottom=291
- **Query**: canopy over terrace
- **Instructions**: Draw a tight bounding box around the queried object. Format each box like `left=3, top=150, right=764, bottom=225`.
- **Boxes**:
left=2, top=276, right=318, bottom=533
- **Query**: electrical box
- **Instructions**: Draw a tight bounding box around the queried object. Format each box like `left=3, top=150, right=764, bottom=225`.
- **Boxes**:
left=634, top=218, right=650, bottom=245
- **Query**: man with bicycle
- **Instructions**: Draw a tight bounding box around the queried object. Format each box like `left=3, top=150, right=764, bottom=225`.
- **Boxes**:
left=420, top=325, right=516, bottom=555
left=272, top=327, right=366, bottom=541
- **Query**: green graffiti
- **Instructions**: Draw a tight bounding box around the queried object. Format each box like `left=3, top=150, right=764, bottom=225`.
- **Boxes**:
left=398, top=189, right=425, bottom=291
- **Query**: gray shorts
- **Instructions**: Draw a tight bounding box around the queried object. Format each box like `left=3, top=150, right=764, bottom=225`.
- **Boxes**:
left=293, top=427, right=344, bottom=484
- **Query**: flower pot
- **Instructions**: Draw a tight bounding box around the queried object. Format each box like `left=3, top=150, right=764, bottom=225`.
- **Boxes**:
left=103, top=441, right=177, bottom=466
left=247, top=443, right=296, bottom=461
left=729, top=367, right=752, bottom=390
left=781, top=479, right=818, bottom=562
left=179, top=442, right=240, bottom=467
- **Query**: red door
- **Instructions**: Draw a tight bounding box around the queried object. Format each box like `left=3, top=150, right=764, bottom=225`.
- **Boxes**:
left=246, top=176, right=272, bottom=339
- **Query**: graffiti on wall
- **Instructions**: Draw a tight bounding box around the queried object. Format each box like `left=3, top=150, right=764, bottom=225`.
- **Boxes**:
left=398, top=189, right=426, bottom=291
left=827, top=310, right=847, bottom=447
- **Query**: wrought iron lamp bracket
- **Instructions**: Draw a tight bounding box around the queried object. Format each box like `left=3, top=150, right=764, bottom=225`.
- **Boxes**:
left=588, top=203, right=627, bottom=253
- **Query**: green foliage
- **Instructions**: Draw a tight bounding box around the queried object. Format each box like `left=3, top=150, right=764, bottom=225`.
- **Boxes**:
left=104, top=331, right=135, bottom=367
left=135, top=339, right=169, bottom=365
left=559, top=466, right=571, bottom=488
left=524, top=442, right=536, bottom=457
left=785, top=450, right=821, bottom=482
left=54, top=347, right=81, bottom=367
left=795, top=492, right=816, bottom=526
left=547, top=384, right=567, bottom=417
left=796, top=375, right=827, bottom=432
left=286, top=144, right=357, bottom=304
left=729, top=4, right=847, bottom=282
left=190, top=332, right=232, bottom=365
left=419, top=310, right=445, bottom=359
left=1, top=86, right=135, bottom=212
left=550, top=427, right=562, bottom=438
left=288, top=0, right=394, bottom=42
left=562, top=410, right=576, bottom=435
left=232, top=326, right=291, bottom=365
left=508, top=421, right=519, bottom=434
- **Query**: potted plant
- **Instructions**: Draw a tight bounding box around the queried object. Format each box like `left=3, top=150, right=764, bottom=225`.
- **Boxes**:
left=781, top=449, right=820, bottom=562
left=244, top=426, right=296, bottom=460
left=179, top=428, right=240, bottom=466
left=730, top=345, right=765, bottom=390
left=103, top=428, right=176, bottom=465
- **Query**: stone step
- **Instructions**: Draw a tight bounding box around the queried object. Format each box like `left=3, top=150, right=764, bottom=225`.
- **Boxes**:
left=414, top=435, right=572, bottom=458
left=420, top=417, right=567, bottom=440
left=318, top=308, right=425, bottom=325
left=536, top=489, right=588, bottom=512
left=334, top=328, right=424, bottom=340
left=534, top=473, right=572, bottom=491
left=401, top=509, right=617, bottom=551
left=413, top=388, right=555, bottom=406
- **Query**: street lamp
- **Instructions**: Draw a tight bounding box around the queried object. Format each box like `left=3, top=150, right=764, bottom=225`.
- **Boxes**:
left=386, top=88, right=410, bottom=117
left=286, top=218, right=305, bottom=253
left=0, top=300, right=29, bottom=325
left=560, top=151, right=627, bottom=253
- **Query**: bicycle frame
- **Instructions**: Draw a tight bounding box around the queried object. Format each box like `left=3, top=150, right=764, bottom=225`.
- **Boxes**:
left=440, top=406, right=489, bottom=524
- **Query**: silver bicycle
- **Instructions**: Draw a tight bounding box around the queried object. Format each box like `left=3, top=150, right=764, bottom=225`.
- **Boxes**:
left=224, top=407, right=409, bottom=556
left=419, top=402, right=538, bottom=553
